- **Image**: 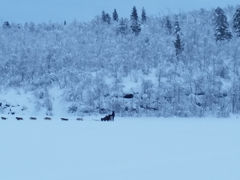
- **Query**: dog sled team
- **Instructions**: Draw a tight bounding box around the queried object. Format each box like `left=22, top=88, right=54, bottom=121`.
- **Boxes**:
left=1, top=111, right=116, bottom=122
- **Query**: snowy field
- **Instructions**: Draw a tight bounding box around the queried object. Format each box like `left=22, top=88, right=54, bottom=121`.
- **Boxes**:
left=0, top=116, right=240, bottom=180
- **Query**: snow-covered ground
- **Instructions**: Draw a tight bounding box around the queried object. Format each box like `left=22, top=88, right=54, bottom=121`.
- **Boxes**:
left=0, top=117, right=240, bottom=180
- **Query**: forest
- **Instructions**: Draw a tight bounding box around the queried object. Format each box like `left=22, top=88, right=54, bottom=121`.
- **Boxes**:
left=1, top=5, right=240, bottom=117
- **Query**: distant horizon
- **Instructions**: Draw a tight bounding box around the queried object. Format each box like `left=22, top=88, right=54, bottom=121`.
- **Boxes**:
left=0, top=0, right=239, bottom=23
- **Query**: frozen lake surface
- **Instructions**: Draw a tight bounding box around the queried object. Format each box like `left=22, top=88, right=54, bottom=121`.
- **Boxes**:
left=0, top=116, right=239, bottom=180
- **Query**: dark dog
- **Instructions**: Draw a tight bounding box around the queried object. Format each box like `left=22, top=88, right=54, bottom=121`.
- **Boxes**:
left=101, top=111, right=115, bottom=121
left=61, top=118, right=69, bottom=121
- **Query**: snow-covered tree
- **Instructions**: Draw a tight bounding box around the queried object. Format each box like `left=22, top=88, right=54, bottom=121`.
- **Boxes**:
left=174, top=17, right=181, bottom=35
left=112, top=9, right=119, bottom=22
left=141, top=7, right=147, bottom=23
left=117, top=18, right=129, bottom=35
left=102, top=11, right=111, bottom=24
left=233, top=8, right=240, bottom=36
left=164, top=16, right=172, bottom=34
left=213, top=7, right=232, bottom=41
left=130, top=6, right=141, bottom=35
left=173, top=18, right=184, bottom=56
left=174, top=34, right=184, bottom=56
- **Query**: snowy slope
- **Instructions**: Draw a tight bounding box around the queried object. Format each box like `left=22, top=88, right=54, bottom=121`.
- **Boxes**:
left=0, top=88, right=71, bottom=116
left=1, top=6, right=240, bottom=117
left=0, top=117, right=239, bottom=180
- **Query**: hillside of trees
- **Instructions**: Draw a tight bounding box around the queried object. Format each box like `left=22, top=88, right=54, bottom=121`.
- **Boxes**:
left=1, top=5, right=240, bottom=117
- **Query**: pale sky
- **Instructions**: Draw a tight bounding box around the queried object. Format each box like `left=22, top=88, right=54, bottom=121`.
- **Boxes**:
left=0, top=0, right=239, bottom=23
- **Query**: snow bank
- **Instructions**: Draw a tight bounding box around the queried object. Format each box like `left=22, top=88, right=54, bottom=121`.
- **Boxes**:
left=0, top=88, right=71, bottom=117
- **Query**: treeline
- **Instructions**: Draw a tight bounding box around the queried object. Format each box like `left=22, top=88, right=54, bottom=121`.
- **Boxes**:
left=1, top=6, right=240, bottom=116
